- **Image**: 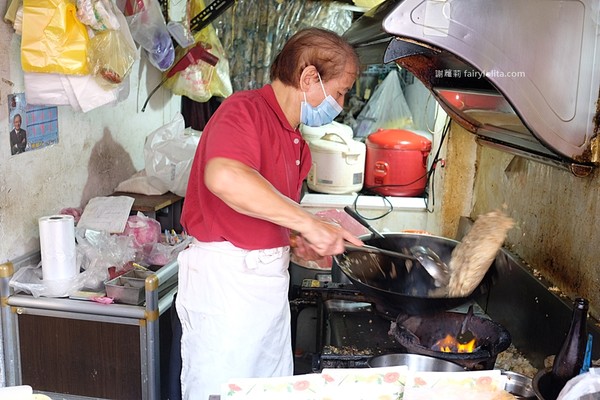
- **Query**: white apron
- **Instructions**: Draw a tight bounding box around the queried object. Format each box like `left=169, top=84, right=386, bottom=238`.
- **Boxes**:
left=176, top=240, right=293, bottom=400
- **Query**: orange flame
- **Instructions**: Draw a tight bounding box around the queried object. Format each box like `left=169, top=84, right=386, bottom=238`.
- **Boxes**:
left=433, top=334, right=476, bottom=353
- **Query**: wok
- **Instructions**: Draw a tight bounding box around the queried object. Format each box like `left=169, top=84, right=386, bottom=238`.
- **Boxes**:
left=333, top=233, right=503, bottom=316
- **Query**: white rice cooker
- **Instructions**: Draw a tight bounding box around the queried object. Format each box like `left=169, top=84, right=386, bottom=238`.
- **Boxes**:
left=307, top=132, right=366, bottom=194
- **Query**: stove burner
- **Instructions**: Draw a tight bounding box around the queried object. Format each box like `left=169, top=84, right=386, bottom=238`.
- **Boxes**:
left=392, top=310, right=511, bottom=370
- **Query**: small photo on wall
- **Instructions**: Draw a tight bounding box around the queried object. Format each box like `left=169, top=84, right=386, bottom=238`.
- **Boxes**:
left=7, top=93, right=58, bottom=156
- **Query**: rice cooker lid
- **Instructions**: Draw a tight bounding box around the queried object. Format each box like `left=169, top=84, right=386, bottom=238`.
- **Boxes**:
left=309, top=133, right=364, bottom=153
left=367, top=129, right=432, bottom=151
left=300, top=121, right=353, bottom=141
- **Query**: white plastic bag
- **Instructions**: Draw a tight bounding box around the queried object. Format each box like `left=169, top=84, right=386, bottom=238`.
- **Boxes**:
left=354, top=69, right=414, bottom=138
left=144, top=113, right=201, bottom=197
left=115, top=170, right=166, bottom=195
left=558, top=368, right=600, bottom=400
left=24, top=72, right=119, bottom=112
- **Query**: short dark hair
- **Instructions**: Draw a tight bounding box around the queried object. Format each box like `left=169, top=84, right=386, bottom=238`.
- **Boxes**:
left=14, top=114, right=21, bottom=122
left=270, top=28, right=359, bottom=87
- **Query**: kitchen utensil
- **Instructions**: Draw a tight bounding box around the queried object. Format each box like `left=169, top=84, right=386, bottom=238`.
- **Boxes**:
left=457, top=305, right=475, bottom=345
left=344, top=243, right=416, bottom=261
left=344, top=242, right=449, bottom=287
left=343, top=206, right=450, bottom=286
left=502, top=371, right=537, bottom=400
left=343, top=206, right=385, bottom=239
left=367, top=353, right=465, bottom=372
left=410, top=245, right=451, bottom=287
left=333, top=233, right=499, bottom=316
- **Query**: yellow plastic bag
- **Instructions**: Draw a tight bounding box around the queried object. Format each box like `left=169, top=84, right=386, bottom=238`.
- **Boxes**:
left=163, top=0, right=233, bottom=102
left=21, top=0, right=89, bottom=75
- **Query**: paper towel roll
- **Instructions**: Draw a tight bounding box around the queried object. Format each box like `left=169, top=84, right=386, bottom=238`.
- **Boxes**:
left=39, top=215, right=77, bottom=283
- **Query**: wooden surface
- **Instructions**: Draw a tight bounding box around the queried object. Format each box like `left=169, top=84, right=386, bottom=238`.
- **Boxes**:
left=19, top=314, right=142, bottom=399
left=18, top=309, right=176, bottom=399
left=112, top=191, right=183, bottom=213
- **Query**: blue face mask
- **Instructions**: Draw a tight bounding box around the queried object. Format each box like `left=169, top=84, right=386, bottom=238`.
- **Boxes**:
left=300, top=75, right=343, bottom=127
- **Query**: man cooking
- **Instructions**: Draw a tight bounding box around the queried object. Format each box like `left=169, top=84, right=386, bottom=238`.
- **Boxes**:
left=176, top=27, right=363, bottom=399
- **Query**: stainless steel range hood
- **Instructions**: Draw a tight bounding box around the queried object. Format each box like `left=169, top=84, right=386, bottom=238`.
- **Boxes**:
left=344, top=0, right=600, bottom=176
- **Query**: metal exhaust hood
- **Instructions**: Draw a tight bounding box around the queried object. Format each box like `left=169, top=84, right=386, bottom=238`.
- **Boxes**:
left=344, top=0, right=600, bottom=176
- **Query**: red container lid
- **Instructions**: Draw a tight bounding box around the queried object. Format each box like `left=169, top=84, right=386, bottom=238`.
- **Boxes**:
left=366, top=129, right=432, bottom=151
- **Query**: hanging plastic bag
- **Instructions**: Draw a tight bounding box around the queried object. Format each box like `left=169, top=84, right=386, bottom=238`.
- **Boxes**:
left=144, top=113, right=201, bottom=197
left=124, top=0, right=175, bottom=71
left=21, top=0, right=90, bottom=75
left=88, top=28, right=137, bottom=85
left=24, top=71, right=117, bottom=112
left=354, top=69, right=414, bottom=138
left=76, top=0, right=120, bottom=32
left=162, top=0, right=233, bottom=102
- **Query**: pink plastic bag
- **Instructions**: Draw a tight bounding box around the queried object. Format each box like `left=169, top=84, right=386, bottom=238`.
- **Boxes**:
left=121, top=212, right=161, bottom=249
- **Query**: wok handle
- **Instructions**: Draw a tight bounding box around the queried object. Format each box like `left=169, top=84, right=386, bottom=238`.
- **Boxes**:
left=343, top=206, right=385, bottom=239
left=344, top=243, right=417, bottom=261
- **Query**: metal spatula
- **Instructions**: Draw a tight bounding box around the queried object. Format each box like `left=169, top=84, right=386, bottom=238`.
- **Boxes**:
left=457, top=305, right=475, bottom=345
left=344, top=243, right=417, bottom=261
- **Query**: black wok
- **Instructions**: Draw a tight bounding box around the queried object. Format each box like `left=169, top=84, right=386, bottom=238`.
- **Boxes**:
left=333, top=233, right=503, bottom=316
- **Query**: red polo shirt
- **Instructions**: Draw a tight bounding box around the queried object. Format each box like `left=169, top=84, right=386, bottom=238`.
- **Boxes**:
left=181, top=84, right=311, bottom=250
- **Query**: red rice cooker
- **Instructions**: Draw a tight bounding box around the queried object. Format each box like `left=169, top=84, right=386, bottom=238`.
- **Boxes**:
left=365, top=129, right=432, bottom=196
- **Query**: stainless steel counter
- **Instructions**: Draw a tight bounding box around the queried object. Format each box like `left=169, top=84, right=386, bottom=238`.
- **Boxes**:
left=0, top=258, right=178, bottom=400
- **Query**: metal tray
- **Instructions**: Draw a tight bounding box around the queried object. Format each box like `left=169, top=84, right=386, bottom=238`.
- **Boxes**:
left=105, top=270, right=153, bottom=305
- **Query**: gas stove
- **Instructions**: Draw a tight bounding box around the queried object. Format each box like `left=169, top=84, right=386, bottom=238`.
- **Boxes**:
left=318, top=299, right=403, bottom=369
left=290, top=278, right=501, bottom=372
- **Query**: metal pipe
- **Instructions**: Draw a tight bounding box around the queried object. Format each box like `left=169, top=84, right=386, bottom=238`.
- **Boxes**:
left=145, top=271, right=161, bottom=400
left=0, top=262, right=21, bottom=387
left=7, top=295, right=146, bottom=319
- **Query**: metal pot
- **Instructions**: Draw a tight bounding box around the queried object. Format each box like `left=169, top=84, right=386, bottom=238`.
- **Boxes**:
left=333, top=233, right=503, bottom=316
left=502, top=371, right=537, bottom=400
left=367, top=353, right=465, bottom=372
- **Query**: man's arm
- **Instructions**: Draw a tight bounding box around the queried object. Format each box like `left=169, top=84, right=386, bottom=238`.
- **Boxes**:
left=204, top=157, right=362, bottom=256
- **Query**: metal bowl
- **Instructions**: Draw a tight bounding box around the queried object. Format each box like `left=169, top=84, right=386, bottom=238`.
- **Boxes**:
left=502, top=370, right=537, bottom=399
left=367, top=353, right=465, bottom=372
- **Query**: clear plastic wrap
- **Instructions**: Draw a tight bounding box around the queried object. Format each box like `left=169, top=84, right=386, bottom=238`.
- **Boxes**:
left=142, top=236, right=192, bottom=266
left=75, top=228, right=137, bottom=290
left=10, top=262, right=86, bottom=298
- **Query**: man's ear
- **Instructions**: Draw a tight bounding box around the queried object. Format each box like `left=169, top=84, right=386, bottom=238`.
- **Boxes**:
left=299, top=65, right=319, bottom=92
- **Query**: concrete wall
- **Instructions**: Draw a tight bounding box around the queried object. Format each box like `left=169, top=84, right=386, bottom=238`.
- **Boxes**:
left=442, top=123, right=600, bottom=320
left=0, top=9, right=181, bottom=262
